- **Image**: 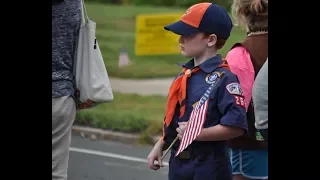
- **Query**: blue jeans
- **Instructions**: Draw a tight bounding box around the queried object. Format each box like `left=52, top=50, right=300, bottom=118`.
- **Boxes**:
left=229, top=149, right=268, bottom=179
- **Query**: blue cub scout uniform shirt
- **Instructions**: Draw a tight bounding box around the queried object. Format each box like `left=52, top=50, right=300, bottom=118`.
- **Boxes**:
left=163, top=55, right=248, bottom=151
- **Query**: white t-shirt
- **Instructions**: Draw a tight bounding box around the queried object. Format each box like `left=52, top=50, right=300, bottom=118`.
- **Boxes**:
left=253, top=59, right=268, bottom=130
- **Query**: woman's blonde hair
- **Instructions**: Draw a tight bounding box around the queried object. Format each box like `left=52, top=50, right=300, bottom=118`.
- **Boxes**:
left=231, top=0, right=268, bottom=32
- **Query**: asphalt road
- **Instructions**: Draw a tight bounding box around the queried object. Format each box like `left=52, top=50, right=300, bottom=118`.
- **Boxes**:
left=68, top=135, right=170, bottom=180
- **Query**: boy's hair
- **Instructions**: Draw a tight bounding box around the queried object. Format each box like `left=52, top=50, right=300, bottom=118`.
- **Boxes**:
left=203, top=32, right=226, bottom=50
left=231, top=0, right=268, bottom=31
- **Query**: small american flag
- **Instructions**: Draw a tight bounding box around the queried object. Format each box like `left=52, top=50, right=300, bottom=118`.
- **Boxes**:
left=175, top=76, right=221, bottom=157
left=118, top=46, right=130, bottom=68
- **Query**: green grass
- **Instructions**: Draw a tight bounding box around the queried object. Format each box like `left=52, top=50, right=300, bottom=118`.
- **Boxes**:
left=86, top=3, right=246, bottom=79
left=76, top=92, right=167, bottom=136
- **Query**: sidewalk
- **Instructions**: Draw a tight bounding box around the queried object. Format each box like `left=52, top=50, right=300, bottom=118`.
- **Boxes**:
left=109, top=77, right=174, bottom=96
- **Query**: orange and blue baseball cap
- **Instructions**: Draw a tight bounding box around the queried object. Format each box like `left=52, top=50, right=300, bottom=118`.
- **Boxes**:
left=164, top=2, right=233, bottom=40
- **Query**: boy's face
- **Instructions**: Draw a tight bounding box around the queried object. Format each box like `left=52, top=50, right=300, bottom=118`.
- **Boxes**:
left=178, top=32, right=217, bottom=58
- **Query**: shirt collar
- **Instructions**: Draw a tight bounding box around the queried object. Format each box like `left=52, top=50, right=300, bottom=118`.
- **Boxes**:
left=176, top=55, right=223, bottom=73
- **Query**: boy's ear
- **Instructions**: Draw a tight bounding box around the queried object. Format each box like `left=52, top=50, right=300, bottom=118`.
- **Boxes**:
left=207, top=34, right=217, bottom=47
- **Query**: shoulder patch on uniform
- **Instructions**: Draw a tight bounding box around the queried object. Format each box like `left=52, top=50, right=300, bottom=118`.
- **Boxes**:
left=205, top=71, right=221, bottom=84
left=226, top=82, right=243, bottom=95
left=234, top=95, right=246, bottom=108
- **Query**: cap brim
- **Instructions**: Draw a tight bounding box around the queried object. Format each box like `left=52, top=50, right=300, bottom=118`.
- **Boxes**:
left=164, top=20, right=200, bottom=36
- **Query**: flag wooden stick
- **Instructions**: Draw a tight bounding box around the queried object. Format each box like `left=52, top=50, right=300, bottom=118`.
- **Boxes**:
left=160, top=71, right=225, bottom=160
left=161, top=136, right=178, bottom=160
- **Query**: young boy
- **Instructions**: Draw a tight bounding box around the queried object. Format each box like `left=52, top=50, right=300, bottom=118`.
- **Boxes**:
left=146, top=2, right=248, bottom=180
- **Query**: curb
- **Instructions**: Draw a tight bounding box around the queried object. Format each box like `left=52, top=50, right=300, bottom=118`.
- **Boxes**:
left=72, top=125, right=160, bottom=145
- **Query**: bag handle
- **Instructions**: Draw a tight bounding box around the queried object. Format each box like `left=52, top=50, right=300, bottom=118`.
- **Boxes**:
left=73, top=0, right=88, bottom=103
left=81, top=0, right=89, bottom=24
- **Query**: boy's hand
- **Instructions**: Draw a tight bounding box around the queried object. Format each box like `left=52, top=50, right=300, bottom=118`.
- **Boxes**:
left=176, top=122, right=188, bottom=140
left=147, top=140, right=164, bottom=170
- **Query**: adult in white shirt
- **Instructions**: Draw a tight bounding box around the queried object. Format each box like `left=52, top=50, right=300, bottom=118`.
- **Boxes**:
left=253, top=58, right=268, bottom=141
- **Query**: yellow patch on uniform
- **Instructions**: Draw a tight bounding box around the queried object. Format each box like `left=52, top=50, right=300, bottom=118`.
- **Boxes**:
left=192, top=101, right=199, bottom=108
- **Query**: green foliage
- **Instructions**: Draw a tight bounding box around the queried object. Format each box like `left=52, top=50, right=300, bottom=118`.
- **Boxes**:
left=75, top=92, right=167, bottom=134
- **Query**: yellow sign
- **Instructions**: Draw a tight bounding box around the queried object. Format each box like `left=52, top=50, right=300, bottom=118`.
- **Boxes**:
left=135, top=13, right=182, bottom=56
